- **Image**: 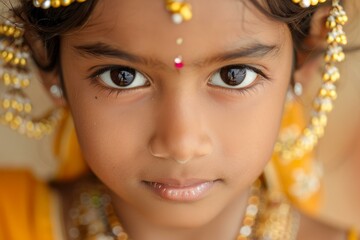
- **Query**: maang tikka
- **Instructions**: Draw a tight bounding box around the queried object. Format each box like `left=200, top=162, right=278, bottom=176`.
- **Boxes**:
left=165, top=0, right=193, bottom=69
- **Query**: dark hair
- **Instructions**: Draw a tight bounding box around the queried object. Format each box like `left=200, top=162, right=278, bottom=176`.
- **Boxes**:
left=12, top=0, right=320, bottom=72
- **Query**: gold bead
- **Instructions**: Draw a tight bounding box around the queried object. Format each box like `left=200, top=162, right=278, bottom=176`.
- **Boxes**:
left=24, top=103, right=32, bottom=113
left=326, top=15, right=337, bottom=29
left=20, top=58, right=27, bottom=67
left=12, top=116, right=22, bottom=128
left=21, top=78, right=30, bottom=88
left=5, top=52, right=14, bottom=62
left=6, top=26, right=15, bottom=36
left=180, top=4, right=192, bottom=21
left=2, top=99, right=10, bottom=109
left=167, top=2, right=182, bottom=12
left=243, top=216, right=255, bottom=226
left=12, top=57, right=20, bottom=65
left=26, top=121, right=34, bottom=131
left=310, top=0, right=319, bottom=6
left=51, top=0, right=62, bottom=8
left=61, top=0, right=72, bottom=6
left=4, top=112, right=13, bottom=122
left=10, top=100, right=17, bottom=110
left=13, top=29, right=23, bottom=38
left=3, top=73, right=11, bottom=86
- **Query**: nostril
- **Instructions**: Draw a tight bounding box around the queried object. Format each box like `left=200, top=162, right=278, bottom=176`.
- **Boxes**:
left=148, top=144, right=168, bottom=159
left=148, top=133, right=213, bottom=163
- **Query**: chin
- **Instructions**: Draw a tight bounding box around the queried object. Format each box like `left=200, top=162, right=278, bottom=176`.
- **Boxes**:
left=142, top=201, right=223, bottom=229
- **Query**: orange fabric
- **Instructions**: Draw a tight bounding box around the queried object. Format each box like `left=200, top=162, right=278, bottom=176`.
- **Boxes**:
left=0, top=170, right=54, bottom=240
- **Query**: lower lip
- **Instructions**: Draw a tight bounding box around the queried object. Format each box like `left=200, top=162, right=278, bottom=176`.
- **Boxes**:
left=145, top=181, right=215, bottom=202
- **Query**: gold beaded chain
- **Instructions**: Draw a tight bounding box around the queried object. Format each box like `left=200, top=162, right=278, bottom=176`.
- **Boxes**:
left=275, top=0, right=348, bottom=163
left=236, top=180, right=262, bottom=240
left=32, top=0, right=88, bottom=9
left=292, top=0, right=327, bottom=8
left=68, top=186, right=129, bottom=240
left=0, top=17, right=64, bottom=139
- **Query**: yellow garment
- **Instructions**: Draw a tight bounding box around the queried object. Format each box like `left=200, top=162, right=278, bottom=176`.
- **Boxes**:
left=53, top=111, right=88, bottom=181
left=348, top=228, right=359, bottom=240
left=0, top=170, right=55, bottom=240
left=270, top=99, right=322, bottom=215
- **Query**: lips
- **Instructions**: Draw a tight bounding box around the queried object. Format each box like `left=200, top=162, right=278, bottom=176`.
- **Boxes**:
left=144, top=179, right=216, bottom=202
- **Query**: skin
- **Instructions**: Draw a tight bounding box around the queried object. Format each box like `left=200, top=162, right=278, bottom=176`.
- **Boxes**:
left=51, top=0, right=344, bottom=239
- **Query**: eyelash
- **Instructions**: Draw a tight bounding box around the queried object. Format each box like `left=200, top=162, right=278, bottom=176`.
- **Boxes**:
left=208, top=65, right=270, bottom=96
left=87, top=65, right=150, bottom=97
left=87, top=64, right=270, bottom=97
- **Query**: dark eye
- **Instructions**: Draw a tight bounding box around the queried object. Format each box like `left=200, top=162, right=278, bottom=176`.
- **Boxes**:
left=220, top=66, right=246, bottom=86
left=98, top=67, right=148, bottom=89
left=209, top=65, right=258, bottom=89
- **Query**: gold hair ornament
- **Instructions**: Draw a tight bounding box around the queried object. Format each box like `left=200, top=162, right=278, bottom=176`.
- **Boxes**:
left=33, top=0, right=87, bottom=9
left=0, top=17, right=64, bottom=139
left=165, top=0, right=193, bottom=24
left=292, top=0, right=327, bottom=8
left=276, top=0, right=348, bottom=162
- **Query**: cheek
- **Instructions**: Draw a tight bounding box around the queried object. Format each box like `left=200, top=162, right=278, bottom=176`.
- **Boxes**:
left=62, top=69, right=152, bottom=183
left=213, top=80, right=289, bottom=181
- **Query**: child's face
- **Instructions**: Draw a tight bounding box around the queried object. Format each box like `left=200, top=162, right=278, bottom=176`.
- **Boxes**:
left=60, top=0, right=293, bottom=227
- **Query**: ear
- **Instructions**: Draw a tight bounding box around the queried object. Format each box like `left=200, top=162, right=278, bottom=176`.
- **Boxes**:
left=294, top=6, right=331, bottom=89
left=36, top=67, right=66, bottom=107
left=25, top=30, right=66, bottom=107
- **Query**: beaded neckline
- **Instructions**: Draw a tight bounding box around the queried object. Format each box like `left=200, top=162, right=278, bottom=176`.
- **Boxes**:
left=67, top=180, right=298, bottom=240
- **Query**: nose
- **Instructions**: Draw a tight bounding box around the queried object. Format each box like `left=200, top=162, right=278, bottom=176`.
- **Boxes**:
left=148, top=90, right=213, bottom=164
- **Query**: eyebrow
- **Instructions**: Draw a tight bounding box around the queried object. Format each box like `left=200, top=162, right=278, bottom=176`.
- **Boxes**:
left=74, top=42, right=280, bottom=70
left=74, top=42, right=167, bottom=69
left=194, top=43, right=280, bottom=68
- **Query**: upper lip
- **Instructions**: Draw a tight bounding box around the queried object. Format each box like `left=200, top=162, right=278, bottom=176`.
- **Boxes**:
left=145, top=178, right=216, bottom=187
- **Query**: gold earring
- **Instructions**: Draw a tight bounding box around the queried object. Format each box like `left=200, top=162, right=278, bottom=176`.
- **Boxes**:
left=264, top=0, right=348, bottom=214
left=275, top=0, right=348, bottom=163
left=0, top=16, right=64, bottom=139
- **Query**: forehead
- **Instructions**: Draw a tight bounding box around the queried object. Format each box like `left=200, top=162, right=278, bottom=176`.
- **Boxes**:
left=65, top=0, right=289, bottom=64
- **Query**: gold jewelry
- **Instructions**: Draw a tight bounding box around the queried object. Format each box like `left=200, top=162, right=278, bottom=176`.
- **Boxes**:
left=165, top=0, right=193, bottom=24
left=292, top=0, right=327, bottom=8
left=255, top=195, right=300, bottom=240
left=68, top=184, right=129, bottom=240
left=275, top=0, right=348, bottom=163
left=165, top=0, right=193, bottom=70
left=0, top=17, right=64, bottom=139
left=68, top=179, right=300, bottom=240
left=33, top=0, right=87, bottom=9
left=237, top=180, right=262, bottom=240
